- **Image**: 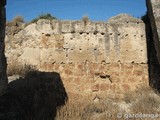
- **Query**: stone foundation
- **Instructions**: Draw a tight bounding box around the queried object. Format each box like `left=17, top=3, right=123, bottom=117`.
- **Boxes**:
left=39, top=62, right=148, bottom=99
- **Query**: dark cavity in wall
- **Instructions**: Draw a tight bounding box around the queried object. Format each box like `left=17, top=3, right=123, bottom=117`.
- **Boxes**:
left=142, top=12, right=160, bottom=91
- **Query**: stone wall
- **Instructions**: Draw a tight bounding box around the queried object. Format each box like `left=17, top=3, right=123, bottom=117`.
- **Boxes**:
left=146, top=0, right=160, bottom=90
left=146, top=0, right=160, bottom=64
left=5, top=14, right=148, bottom=99
left=0, top=0, right=8, bottom=95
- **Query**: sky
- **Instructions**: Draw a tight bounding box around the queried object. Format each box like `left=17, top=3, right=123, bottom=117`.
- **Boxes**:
left=6, top=0, right=147, bottom=22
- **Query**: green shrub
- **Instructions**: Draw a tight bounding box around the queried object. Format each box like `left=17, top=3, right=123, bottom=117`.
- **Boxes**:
left=31, top=13, right=57, bottom=23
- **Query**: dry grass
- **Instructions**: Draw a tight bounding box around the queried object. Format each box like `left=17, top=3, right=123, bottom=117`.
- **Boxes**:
left=124, top=86, right=160, bottom=113
left=12, top=16, right=24, bottom=23
left=56, top=86, right=160, bottom=120
left=82, top=16, right=89, bottom=26
left=56, top=98, right=120, bottom=120
left=7, top=61, right=37, bottom=77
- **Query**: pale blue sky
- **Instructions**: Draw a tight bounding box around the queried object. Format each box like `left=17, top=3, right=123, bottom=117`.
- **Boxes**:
left=6, top=0, right=147, bottom=22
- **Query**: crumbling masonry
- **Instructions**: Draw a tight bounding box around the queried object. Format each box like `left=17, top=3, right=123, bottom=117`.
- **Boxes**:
left=4, top=0, right=160, bottom=99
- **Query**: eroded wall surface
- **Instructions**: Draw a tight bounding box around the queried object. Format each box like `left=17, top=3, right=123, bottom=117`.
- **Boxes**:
left=147, top=0, right=160, bottom=64
left=5, top=14, right=148, bottom=99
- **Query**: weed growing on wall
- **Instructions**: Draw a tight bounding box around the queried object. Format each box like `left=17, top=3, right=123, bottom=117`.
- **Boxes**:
left=82, top=15, right=89, bottom=26
left=31, top=13, right=57, bottom=23
left=12, top=16, right=24, bottom=23
left=7, top=60, right=37, bottom=77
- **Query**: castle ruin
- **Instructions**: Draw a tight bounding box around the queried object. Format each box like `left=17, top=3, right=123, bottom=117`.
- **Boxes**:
left=3, top=0, right=160, bottom=99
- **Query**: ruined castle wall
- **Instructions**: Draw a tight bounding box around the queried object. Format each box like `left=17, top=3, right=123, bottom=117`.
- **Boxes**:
left=5, top=15, right=148, bottom=98
left=0, top=0, right=8, bottom=95
left=146, top=0, right=160, bottom=64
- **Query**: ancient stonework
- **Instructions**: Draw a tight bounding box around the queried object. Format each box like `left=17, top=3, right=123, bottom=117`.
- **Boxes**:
left=5, top=14, right=148, bottom=99
left=0, top=0, right=8, bottom=95
left=147, top=0, right=160, bottom=64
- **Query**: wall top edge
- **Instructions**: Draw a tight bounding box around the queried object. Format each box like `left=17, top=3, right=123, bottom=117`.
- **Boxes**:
left=36, top=13, right=144, bottom=25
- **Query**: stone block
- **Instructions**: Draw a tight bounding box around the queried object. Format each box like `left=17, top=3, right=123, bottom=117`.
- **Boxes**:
left=141, top=75, right=149, bottom=83
left=19, top=47, right=40, bottom=66
left=128, top=77, right=136, bottom=83
left=61, top=21, right=73, bottom=33
left=88, top=70, right=95, bottom=78
left=85, top=21, right=96, bottom=33
left=23, top=23, right=41, bottom=36
left=64, top=69, right=73, bottom=75
left=36, top=19, right=53, bottom=34
left=110, top=76, right=121, bottom=83
left=74, top=21, right=84, bottom=33
left=91, top=84, right=99, bottom=92
left=121, top=84, right=130, bottom=91
left=93, top=63, right=100, bottom=70
left=110, top=84, right=116, bottom=91
left=74, top=77, right=83, bottom=85
left=96, top=22, right=107, bottom=33
left=51, top=20, right=61, bottom=34
left=121, top=64, right=133, bottom=70
left=133, top=70, right=143, bottom=76
left=99, top=83, right=110, bottom=91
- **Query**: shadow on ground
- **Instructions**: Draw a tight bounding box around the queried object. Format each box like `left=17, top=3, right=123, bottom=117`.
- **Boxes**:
left=0, top=71, right=68, bottom=120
